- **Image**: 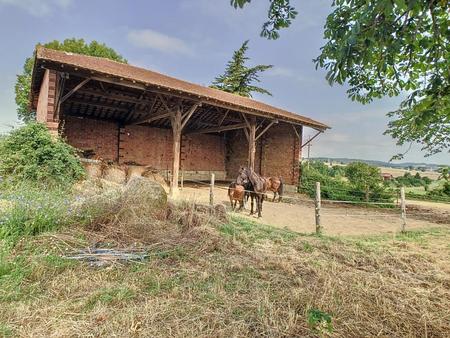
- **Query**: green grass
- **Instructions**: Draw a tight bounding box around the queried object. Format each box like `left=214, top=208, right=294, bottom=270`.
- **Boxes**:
left=0, top=323, right=13, bottom=337
left=85, top=287, right=136, bottom=310
left=220, top=216, right=298, bottom=243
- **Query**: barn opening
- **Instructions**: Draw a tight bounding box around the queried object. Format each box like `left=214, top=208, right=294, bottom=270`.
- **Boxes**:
left=30, top=47, right=329, bottom=195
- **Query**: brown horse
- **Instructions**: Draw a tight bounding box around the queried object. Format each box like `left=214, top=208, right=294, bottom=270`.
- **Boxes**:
left=264, top=176, right=283, bottom=202
left=228, top=182, right=245, bottom=211
left=236, top=167, right=267, bottom=218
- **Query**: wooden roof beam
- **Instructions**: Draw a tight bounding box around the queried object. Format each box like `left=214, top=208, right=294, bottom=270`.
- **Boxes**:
left=66, top=98, right=130, bottom=112
left=60, top=77, right=91, bottom=104
left=129, top=111, right=171, bottom=125
left=186, top=122, right=247, bottom=135
left=256, top=120, right=278, bottom=141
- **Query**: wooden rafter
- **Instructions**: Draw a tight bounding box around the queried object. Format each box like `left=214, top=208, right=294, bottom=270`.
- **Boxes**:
left=255, top=120, right=278, bottom=141
left=301, top=130, right=322, bottom=149
left=241, top=112, right=251, bottom=129
left=157, top=94, right=173, bottom=113
left=125, top=91, right=147, bottom=122
left=292, top=125, right=302, bottom=140
left=186, top=122, right=247, bottom=135
left=181, top=102, right=201, bottom=130
left=60, top=78, right=91, bottom=104
left=218, top=109, right=229, bottom=127
left=129, top=111, right=171, bottom=125
left=68, top=98, right=129, bottom=111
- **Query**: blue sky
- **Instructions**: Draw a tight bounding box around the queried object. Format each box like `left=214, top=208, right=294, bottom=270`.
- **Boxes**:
left=0, top=0, right=448, bottom=164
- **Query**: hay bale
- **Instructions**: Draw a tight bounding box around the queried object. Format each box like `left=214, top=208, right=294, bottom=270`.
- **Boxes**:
left=103, top=165, right=127, bottom=185
left=127, top=165, right=146, bottom=180
left=82, top=162, right=102, bottom=179
left=123, top=177, right=167, bottom=210
left=141, top=167, right=169, bottom=188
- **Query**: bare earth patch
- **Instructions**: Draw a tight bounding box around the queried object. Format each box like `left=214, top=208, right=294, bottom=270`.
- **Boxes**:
left=178, top=185, right=448, bottom=236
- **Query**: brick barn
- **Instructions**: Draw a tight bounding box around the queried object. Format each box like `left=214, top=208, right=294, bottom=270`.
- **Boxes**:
left=30, top=47, right=329, bottom=194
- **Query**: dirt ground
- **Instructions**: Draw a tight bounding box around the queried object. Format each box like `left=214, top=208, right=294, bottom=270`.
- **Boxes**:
left=176, top=184, right=449, bottom=236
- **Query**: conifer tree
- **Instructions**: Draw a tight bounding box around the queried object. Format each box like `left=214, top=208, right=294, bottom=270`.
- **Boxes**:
left=211, top=41, right=272, bottom=98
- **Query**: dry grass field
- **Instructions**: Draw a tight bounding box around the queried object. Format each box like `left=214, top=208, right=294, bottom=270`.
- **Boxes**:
left=1, top=184, right=449, bottom=337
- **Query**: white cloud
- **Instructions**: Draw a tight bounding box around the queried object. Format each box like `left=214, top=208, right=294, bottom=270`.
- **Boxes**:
left=0, top=0, right=72, bottom=16
left=267, top=66, right=320, bottom=84
left=127, top=29, right=193, bottom=56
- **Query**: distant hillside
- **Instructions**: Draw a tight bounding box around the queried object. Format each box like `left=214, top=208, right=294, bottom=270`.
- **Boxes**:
left=309, top=157, right=447, bottom=171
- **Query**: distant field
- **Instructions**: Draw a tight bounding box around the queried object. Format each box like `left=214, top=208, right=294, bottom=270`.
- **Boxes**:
left=377, top=167, right=440, bottom=179
left=323, top=162, right=441, bottom=180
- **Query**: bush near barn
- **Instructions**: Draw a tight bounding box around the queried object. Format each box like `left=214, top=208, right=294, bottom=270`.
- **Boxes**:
left=0, top=123, right=85, bottom=185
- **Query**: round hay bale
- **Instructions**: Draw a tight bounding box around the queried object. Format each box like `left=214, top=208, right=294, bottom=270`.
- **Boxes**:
left=123, top=177, right=167, bottom=210
left=127, top=165, right=146, bottom=180
left=82, top=162, right=102, bottom=179
left=141, top=167, right=169, bottom=188
left=103, top=165, right=127, bottom=185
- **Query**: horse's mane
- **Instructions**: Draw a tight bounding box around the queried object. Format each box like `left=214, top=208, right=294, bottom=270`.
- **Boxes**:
left=247, top=168, right=266, bottom=193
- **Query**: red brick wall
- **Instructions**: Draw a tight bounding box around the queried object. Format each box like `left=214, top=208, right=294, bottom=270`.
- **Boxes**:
left=63, top=120, right=226, bottom=171
left=260, top=123, right=300, bottom=185
left=36, top=69, right=58, bottom=133
left=62, top=117, right=300, bottom=184
left=226, top=123, right=301, bottom=185
left=225, top=129, right=262, bottom=180
left=63, top=116, right=119, bottom=161
left=119, top=125, right=173, bottom=168
left=181, top=134, right=225, bottom=171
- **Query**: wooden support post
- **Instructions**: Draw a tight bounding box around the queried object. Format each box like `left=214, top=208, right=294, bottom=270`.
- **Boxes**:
left=210, top=173, right=215, bottom=207
left=170, top=108, right=182, bottom=197
left=169, top=102, right=199, bottom=197
left=181, top=171, right=184, bottom=191
left=315, top=182, right=322, bottom=234
left=400, top=187, right=407, bottom=232
left=248, top=117, right=256, bottom=171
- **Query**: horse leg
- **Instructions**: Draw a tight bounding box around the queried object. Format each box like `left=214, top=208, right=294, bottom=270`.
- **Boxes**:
left=250, top=195, right=254, bottom=215
left=272, top=191, right=276, bottom=202
left=257, top=195, right=263, bottom=218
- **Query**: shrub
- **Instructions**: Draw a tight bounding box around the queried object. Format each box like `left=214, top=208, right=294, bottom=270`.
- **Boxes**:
left=0, top=123, right=84, bottom=185
left=300, top=161, right=394, bottom=203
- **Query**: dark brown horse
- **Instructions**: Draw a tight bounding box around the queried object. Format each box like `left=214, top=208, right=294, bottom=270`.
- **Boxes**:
left=236, top=167, right=267, bottom=218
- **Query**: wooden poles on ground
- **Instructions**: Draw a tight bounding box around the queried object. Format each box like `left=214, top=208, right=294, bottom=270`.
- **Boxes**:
left=400, top=186, right=407, bottom=232
left=315, top=182, right=322, bottom=234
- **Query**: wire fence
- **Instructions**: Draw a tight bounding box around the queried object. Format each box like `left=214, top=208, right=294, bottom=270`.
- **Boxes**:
left=177, top=175, right=417, bottom=234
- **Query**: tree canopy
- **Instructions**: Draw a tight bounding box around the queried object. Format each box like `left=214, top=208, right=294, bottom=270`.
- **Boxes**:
left=211, top=40, right=273, bottom=97
left=345, top=162, right=383, bottom=200
left=15, top=38, right=127, bottom=123
left=230, top=0, right=450, bottom=158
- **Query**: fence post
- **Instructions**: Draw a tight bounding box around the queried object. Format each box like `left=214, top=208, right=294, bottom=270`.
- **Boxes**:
left=400, top=186, right=407, bottom=232
left=210, top=173, right=215, bottom=207
left=180, top=170, right=184, bottom=191
left=315, top=182, right=322, bottom=234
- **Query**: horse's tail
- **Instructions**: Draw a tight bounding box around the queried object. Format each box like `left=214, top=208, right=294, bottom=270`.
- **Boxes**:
left=278, top=177, right=284, bottom=201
